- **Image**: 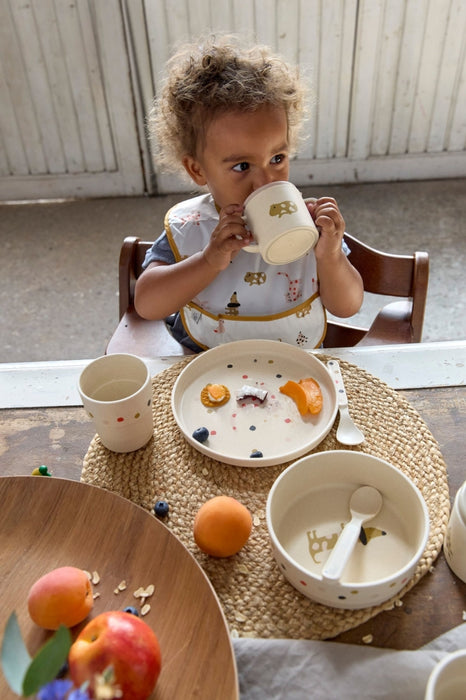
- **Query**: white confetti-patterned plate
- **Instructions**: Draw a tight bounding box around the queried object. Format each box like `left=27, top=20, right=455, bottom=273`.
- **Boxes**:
left=171, top=340, right=338, bottom=467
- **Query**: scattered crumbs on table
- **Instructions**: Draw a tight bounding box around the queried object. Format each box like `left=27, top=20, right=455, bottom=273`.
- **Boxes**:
left=362, top=634, right=373, bottom=644
left=202, top=467, right=209, bottom=476
left=395, top=599, right=403, bottom=607
left=253, top=514, right=261, bottom=527
left=429, top=565, right=435, bottom=573
left=238, top=564, right=249, bottom=575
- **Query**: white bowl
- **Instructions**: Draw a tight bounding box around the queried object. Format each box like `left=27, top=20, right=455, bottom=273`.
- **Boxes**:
left=266, top=451, right=430, bottom=609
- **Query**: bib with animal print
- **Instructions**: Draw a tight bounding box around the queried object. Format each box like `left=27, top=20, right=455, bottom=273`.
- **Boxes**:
left=165, top=194, right=327, bottom=350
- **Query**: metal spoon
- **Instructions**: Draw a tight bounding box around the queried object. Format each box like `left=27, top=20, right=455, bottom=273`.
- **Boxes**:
left=322, top=486, right=383, bottom=582
left=327, top=360, right=365, bottom=445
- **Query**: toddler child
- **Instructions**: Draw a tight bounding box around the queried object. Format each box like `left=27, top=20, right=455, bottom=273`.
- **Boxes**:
left=135, top=35, right=363, bottom=352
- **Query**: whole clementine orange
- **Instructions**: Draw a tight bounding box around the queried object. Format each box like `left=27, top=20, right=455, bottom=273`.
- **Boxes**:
left=193, top=495, right=252, bottom=557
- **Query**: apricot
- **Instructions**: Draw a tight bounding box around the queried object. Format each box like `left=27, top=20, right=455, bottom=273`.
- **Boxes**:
left=27, top=566, right=93, bottom=630
left=193, top=496, right=252, bottom=557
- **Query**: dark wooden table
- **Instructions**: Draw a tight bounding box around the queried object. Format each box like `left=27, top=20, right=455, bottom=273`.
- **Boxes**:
left=1, top=385, right=465, bottom=650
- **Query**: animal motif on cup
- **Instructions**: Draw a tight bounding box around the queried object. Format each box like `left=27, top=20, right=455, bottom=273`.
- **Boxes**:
left=269, top=200, right=298, bottom=218
left=244, top=271, right=267, bottom=286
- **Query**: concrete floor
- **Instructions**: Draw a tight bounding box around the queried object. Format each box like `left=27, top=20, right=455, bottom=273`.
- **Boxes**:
left=1, top=178, right=465, bottom=363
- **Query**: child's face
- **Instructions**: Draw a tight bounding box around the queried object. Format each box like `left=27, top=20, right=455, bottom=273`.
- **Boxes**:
left=183, top=104, right=290, bottom=209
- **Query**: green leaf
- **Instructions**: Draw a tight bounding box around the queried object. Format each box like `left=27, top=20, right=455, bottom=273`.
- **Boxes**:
left=1, top=612, right=32, bottom=694
left=22, top=625, right=72, bottom=697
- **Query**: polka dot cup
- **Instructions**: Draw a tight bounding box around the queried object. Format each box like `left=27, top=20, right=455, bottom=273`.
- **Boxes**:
left=78, top=353, right=153, bottom=452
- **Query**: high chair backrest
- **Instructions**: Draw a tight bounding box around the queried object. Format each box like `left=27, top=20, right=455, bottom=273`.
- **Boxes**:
left=106, top=234, right=429, bottom=356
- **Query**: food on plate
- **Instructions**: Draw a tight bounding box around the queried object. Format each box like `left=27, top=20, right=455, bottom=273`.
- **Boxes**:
left=200, top=383, right=231, bottom=407
left=27, top=566, right=93, bottom=630
left=298, top=377, right=323, bottom=415
left=192, top=426, right=210, bottom=442
left=193, top=495, right=253, bottom=557
left=279, top=377, right=323, bottom=415
left=235, top=384, right=268, bottom=403
left=279, top=380, right=308, bottom=415
left=68, top=610, right=161, bottom=700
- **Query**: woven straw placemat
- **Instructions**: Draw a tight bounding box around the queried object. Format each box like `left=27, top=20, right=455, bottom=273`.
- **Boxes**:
left=81, top=355, right=450, bottom=640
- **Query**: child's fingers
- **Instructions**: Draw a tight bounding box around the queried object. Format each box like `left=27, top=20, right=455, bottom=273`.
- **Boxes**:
left=313, top=199, right=345, bottom=235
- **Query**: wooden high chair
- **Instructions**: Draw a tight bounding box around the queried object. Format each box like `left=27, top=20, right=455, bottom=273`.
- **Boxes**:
left=106, top=234, right=429, bottom=356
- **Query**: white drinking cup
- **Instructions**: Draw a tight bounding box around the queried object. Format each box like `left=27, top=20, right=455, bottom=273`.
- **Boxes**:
left=242, top=181, right=319, bottom=265
left=78, top=353, right=153, bottom=453
left=424, top=649, right=466, bottom=700
left=444, top=481, right=466, bottom=582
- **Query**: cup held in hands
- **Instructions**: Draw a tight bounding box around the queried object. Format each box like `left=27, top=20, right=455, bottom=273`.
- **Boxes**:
left=78, top=353, right=153, bottom=453
left=242, top=181, right=319, bottom=265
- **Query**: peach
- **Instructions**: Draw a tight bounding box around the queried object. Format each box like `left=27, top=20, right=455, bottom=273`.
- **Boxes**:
left=27, top=566, right=93, bottom=630
left=194, top=495, right=252, bottom=557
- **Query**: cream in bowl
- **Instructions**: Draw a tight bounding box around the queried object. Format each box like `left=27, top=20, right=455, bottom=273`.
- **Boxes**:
left=266, top=450, right=430, bottom=609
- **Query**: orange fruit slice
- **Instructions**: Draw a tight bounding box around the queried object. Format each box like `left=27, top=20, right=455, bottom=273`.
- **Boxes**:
left=299, top=377, right=323, bottom=415
left=279, top=380, right=308, bottom=415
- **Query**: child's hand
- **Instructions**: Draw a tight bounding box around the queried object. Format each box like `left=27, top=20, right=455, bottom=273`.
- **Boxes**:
left=307, top=197, right=345, bottom=257
left=203, top=204, right=253, bottom=271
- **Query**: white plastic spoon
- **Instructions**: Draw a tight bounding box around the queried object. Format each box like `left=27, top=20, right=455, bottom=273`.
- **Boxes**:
left=322, top=486, right=383, bottom=582
left=327, top=360, right=365, bottom=445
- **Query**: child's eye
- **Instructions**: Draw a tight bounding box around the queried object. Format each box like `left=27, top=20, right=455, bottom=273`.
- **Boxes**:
left=232, top=162, right=250, bottom=172
left=271, top=154, right=286, bottom=164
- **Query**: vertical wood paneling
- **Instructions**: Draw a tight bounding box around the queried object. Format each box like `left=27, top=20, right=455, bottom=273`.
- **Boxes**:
left=276, top=0, right=300, bottom=65
left=389, top=0, right=429, bottom=155
left=408, top=1, right=449, bottom=154
left=316, top=0, right=356, bottom=159
left=428, top=0, right=466, bottom=153
left=0, top=0, right=144, bottom=198
left=349, top=0, right=384, bottom=160
left=31, top=0, right=84, bottom=173
left=254, top=0, right=276, bottom=46
left=370, top=0, right=405, bottom=157
left=298, top=0, right=321, bottom=160
left=2, top=0, right=465, bottom=198
left=8, top=0, right=67, bottom=173
left=0, top=0, right=48, bottom=174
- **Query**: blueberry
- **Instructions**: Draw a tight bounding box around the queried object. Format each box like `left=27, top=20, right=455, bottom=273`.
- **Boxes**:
left=250, top=451, right=263, bottom=458
left=154, top=500, right=169, bottom=518
left=123, top=606, right=139, bottom=616
left=192, top=427, right=209, bottom=443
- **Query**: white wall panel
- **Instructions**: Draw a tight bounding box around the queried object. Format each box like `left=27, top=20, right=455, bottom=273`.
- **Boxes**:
left=1, top=0, right=465, bottom=199
left=0, top=0, right=144, bottom=200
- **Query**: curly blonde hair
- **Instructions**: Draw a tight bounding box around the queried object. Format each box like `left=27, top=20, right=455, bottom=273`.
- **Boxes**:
left=148, top=35, right=308, bottom=175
